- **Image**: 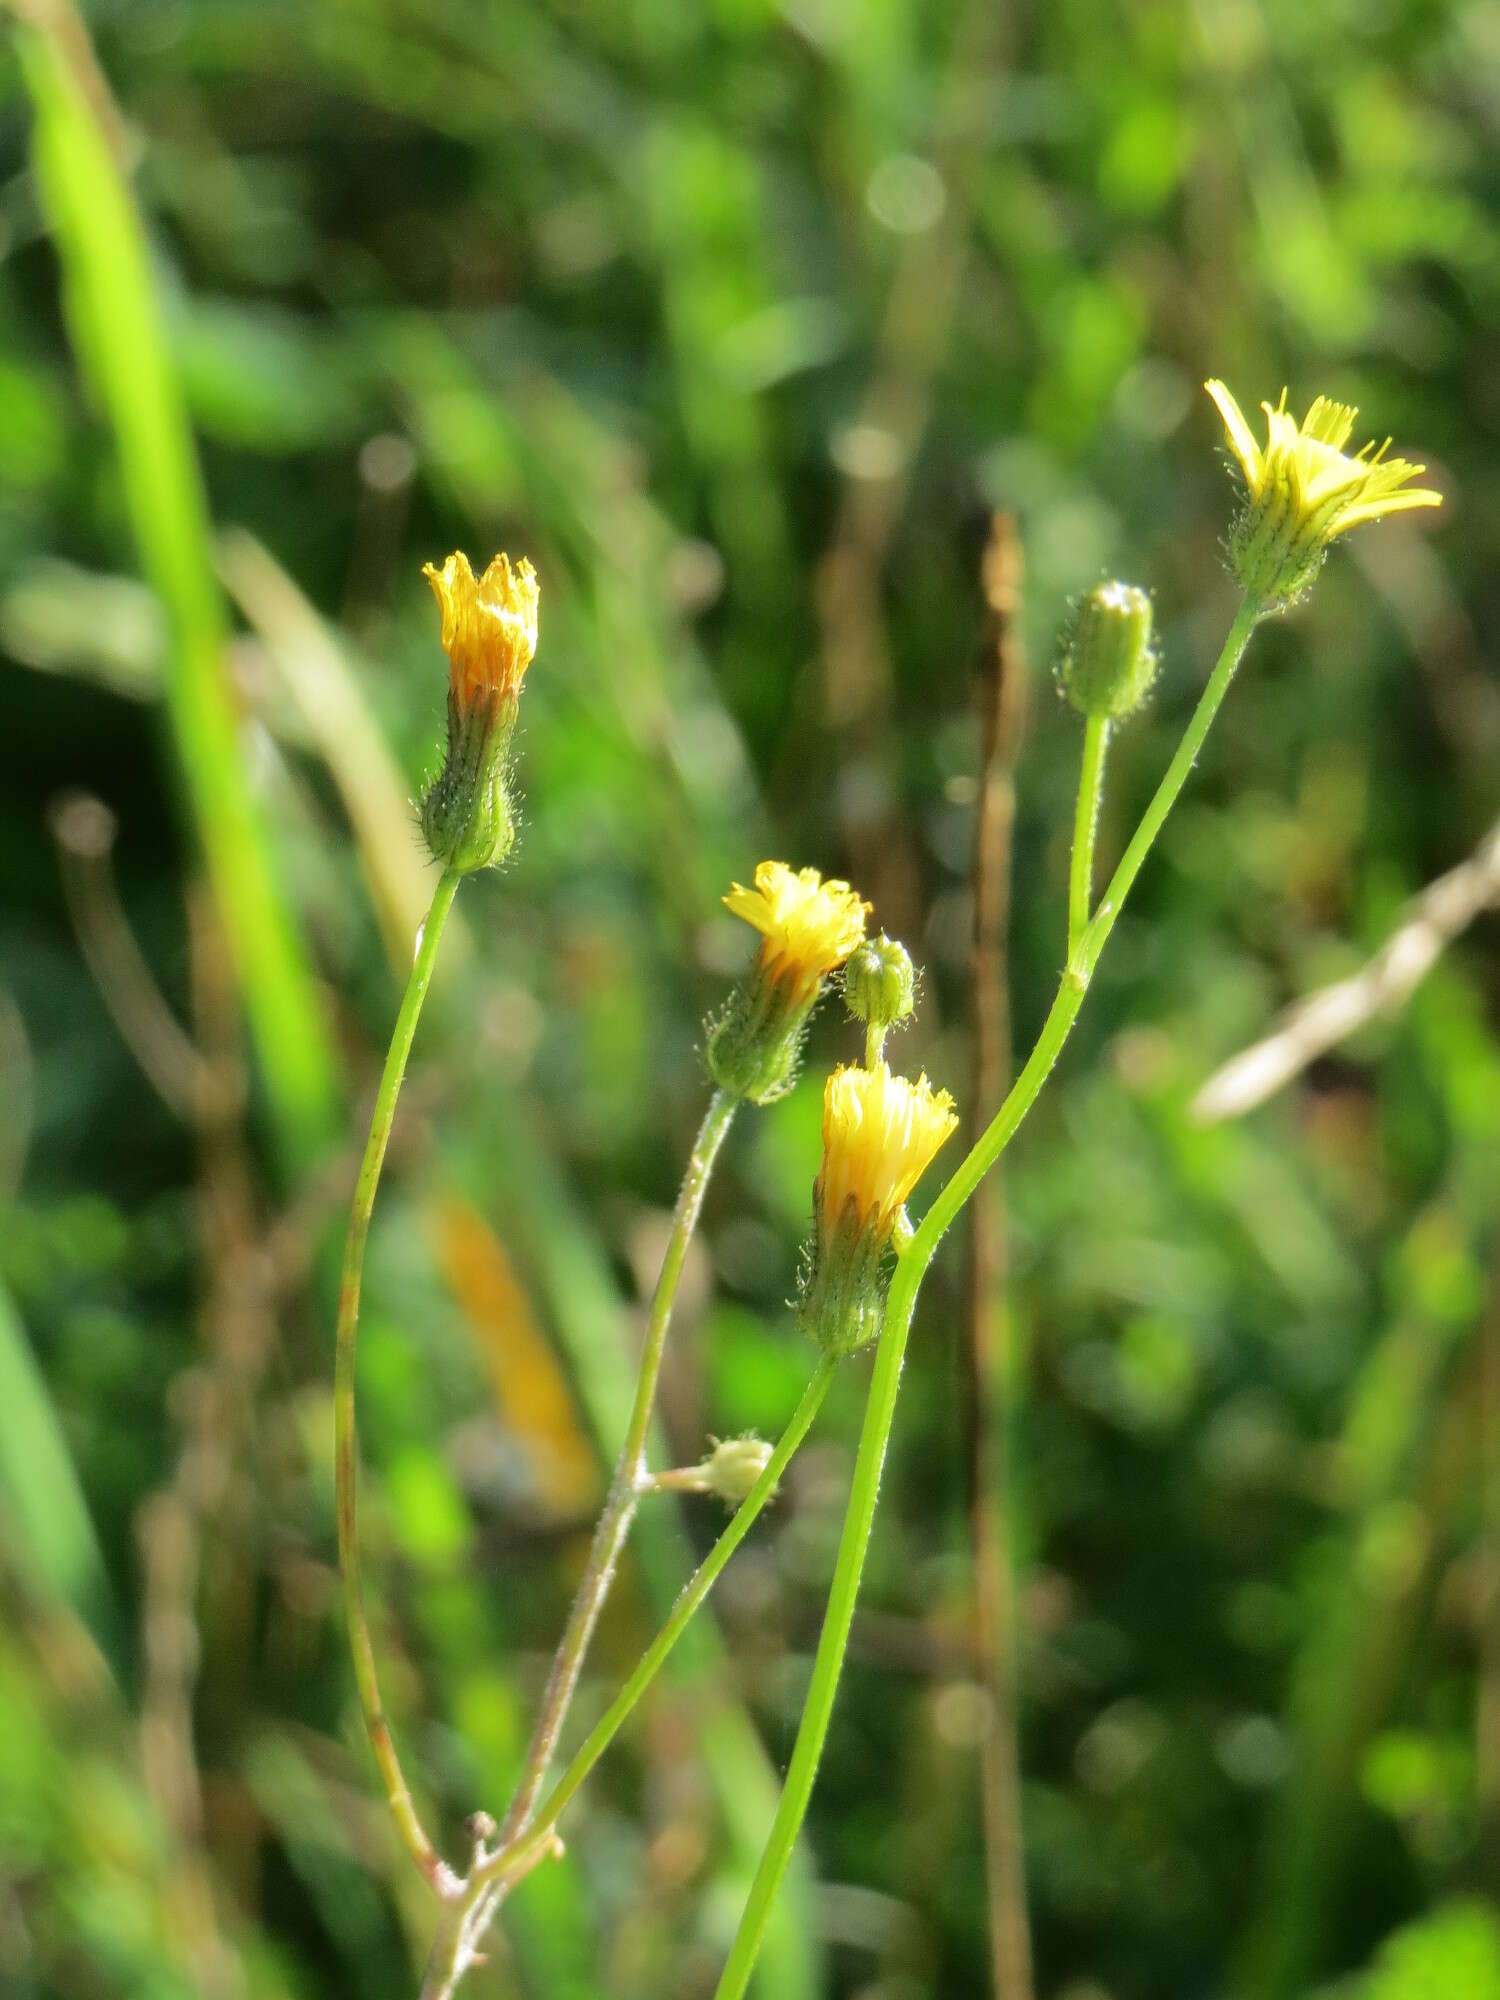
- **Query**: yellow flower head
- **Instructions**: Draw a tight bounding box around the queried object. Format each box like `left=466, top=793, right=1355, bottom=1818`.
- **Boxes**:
left=1205, top=381, right=1441, bottom=604
left=423, top=550, right=540, bottom=713
left=817, top=1061, right=959, bottom=1241
left=724, top=861, right=870, bottom=1006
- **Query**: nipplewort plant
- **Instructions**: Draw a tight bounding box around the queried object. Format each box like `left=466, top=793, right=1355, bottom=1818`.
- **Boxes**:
left=330, top=383, right=1442, bottom=1996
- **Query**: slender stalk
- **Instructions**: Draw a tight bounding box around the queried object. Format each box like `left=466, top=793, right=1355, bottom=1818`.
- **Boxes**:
left=335, top=869, right=462, bottom=1898
left=713, top=589, right=1265, bottom=1997
left=498, top=1087, right=738, bottom=1841
left=646, top=1466, right=716, bottom=1495
left=931, top=590, right=1263, bottom=1247
left=1078, top=591, right=1261, bottom=979
left=713, top=1252, right=925, bottom=1997
left=525, top=1359, right=834, bottom=1842
left=710, top=996, right=1078, bottom=2000
left=422, top=1361, right=837, bottom=2000
left=436, top=1088, right=740, bottom=1986
left=1068, top=713, right=1110, bottom=957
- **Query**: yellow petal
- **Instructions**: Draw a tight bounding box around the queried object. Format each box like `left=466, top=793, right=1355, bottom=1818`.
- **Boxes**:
left=423, top=549, right=539, bottom=709
left=723, top=859, right=869, bottom=985
left=1299, top=396, right=1358, bottom=451
left=1205, top=379, right=1262, bottom=487
left=818, top=1061, right=958, bottom=1236
left=1328, top=486, right=1444, bottom=534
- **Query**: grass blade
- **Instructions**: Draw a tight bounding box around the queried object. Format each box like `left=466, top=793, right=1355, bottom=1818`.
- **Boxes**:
left=16, top=13, right=339, bottom=1166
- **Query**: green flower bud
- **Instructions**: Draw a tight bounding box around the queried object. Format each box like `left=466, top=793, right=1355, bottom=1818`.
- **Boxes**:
left=703, top=1435, right=776, bottom=1507
left=842, top=935, right=916, bottom=1038
left=1058, top=581, right=1158, bottom=721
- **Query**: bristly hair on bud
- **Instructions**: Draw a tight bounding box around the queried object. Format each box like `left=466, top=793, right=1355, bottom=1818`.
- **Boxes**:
left=702, top=1435, right=776, bottom=1508
left=706, top=861, right=871, bottom=1103
left=1058, top=581, right=1159, bottom=721
left=650, top=1434, right=779, bottom=1509
left=842, top=934, right=917, bottom=1066
left=1205, top=380, right=1442, bottom=609
left=799, top=1062, right=958, bottom=1357
left=419, top=551, right=540, bottom=875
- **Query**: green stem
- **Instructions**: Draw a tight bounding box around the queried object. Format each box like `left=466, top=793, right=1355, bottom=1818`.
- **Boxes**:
left=713, top=589, right=1264, bottom=1997
left=497, top=1087, right=739, bottom=1842
left=424, top=1360, right=837, bottom=2000
left=1068, top=713, right=1110, bottom=957
left=1078, top=590, right=1261, bottom=980
left=709, top=1004, right=1078, bottom=2000
left=917, top=588, right=1263, bottom=1281
left=527, top=1358, right=834, bottom=1842
left=335, top=869, right=462, bottom=1898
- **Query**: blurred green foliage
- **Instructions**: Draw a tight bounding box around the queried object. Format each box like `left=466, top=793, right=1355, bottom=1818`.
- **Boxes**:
left=1, top=0, right=1498, bottom=1996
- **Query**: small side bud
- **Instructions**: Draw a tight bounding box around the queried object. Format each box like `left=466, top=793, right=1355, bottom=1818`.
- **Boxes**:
left=704, top=1435, right=776, bottom=1507
left=1058, top=582, right=1158, bottom=721
left=842, top=936, right=916, bottom=1053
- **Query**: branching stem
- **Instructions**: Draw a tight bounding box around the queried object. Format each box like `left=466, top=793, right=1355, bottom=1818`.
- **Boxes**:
left=422, top=1360, right=837, bottom=1999
left=496, top=1086, right=738, bottom=1844
left=712, top=588, right=1263, bottom=1997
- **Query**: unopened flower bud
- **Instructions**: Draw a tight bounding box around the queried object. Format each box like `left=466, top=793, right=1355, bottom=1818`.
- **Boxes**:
left=703, top=1435, right=776, bottom=1507
left=1058, top=582, right=1157, bottom=721
left=419, top=551, right=539, bottom=874
left=799, top=1062, right=958, bottom=1357
left=706, top=861, right=870, bottom=1103
left=843, top=935, right=916, bottom=1044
